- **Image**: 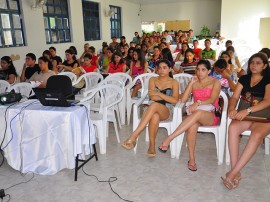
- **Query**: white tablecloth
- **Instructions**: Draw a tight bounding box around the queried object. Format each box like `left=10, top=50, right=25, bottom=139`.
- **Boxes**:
left=0, top=100, right=96, bottom=175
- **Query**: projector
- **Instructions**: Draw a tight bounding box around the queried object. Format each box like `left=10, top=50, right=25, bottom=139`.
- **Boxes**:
left=0, top=92, right=22, bottom=105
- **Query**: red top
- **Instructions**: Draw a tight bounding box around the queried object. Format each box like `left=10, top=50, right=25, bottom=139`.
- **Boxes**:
left=108, top=62, right=125, bottom=73
left=193, top=48, right=202, bottom=59
left=91, top=55, right=98, bottom=66
left=81, top=64, right=96, bottom=73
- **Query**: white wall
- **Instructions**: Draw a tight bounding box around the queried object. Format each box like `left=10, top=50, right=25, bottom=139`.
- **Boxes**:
left=141, top=0, right=221, bottom=36
left=0, top=0, right=141, bottom=74
left=220, top=0, right=270, bottom=50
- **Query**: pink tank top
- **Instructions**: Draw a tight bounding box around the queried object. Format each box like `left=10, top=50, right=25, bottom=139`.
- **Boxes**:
left=131, top=64, right=144, bottom=77
left=192, top=88, right=219, bottom=109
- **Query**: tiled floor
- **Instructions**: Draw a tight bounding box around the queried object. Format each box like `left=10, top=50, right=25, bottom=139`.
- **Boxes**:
left=0, top=124, right=270, bottom=202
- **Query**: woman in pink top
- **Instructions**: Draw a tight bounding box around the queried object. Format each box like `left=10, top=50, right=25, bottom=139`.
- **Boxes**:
left=159, top=60, right=221, bottom=171
left=129, top=48, right=148, bottom=97
left=108, top=51, right=126, bottom=74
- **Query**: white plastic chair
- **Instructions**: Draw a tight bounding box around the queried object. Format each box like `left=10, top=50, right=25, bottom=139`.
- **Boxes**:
left=106, top=73, right=133, bottom=125
left=7, top=82, right=34, bottom=98
left=126, top=73, right=158, bottom=125
left=175, top=91, right=228, bottom=165
left=132, top=90, right=183, bottom=158
left=58, top=72, right=77, bottom=84
left=0, top=80, right=10, bottom=93
left=74, top=72, right=103, bottom=97
left=91, top=77, right=125, bottom=134
left=80, top=84, right=123, bottom=154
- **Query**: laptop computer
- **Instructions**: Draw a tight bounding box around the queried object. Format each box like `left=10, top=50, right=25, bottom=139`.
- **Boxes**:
left=33, top=88, right=79, bottom=107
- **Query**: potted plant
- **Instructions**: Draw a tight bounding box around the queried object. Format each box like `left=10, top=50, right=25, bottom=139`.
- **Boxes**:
left=198, top=25, right=210, bottom=39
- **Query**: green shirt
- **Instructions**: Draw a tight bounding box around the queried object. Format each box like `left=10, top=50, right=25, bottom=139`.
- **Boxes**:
left=200, top=48, right=216, bottom=59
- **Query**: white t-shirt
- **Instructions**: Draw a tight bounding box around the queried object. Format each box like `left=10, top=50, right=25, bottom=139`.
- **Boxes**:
left=166, top=35, right=172, bottom=44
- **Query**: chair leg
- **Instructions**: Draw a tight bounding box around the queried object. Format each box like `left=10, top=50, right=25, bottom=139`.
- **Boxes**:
left=175, top=134, right=185, bottom=159
left=113, top=120, right=120, bottom=143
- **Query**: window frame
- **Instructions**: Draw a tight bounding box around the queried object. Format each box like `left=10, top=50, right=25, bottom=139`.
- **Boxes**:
left=109, top=5, right=121, bottom=39
left=0, top=0, right=25, bottom=48
left=43, top=0, right=71, bottom=44
left=81, top=0, right=100, bottom=41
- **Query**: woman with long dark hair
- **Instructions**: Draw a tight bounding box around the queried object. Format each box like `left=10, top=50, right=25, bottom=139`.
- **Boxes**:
left=0, top=56, right=18, bottom=84
left=122, top=59, right=179, bottom=157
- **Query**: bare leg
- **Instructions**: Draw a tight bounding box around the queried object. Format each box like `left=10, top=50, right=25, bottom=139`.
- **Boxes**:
left=123, top=102, right=169, bottom=147
left=186, top=123, right=200, bottom=166
left=228, top=120, right=251, bottom=169
left=131, top=84, right=142, bottom=97
left=161, top=110, right=215, bottom=147
left=226, top=122, right=270, bottom=184
left=148, top=113, right=160, bottom=156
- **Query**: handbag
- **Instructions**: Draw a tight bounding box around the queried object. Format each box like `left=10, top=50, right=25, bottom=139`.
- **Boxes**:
left=237, top=93, right=270, bottom=122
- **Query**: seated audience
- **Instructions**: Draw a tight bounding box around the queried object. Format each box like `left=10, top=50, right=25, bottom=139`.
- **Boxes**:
left=159, top=60, right=221, bottom=171
left=88, top=46, right=99, bottom=67
left=226, top=46, right=243, bottom=76
left=181, top=48, right=198, bottom=67
left=148, top=46, right=161, bottom=70
left=119, top=36, right=128, bottom=47
left=79, top=43, right=90, bottom=63
left=174, top=42, right=182, bottom=53
left=259, top=48, right=270, bottom=62
left=49, top=47, right=62, bottom=72
left=81, top=54, right=97, bottom=73
left=20, top=53, right=40, bottom=82
left=57, top=49, right=79, bottom=72
left=222, top=53, right=270, bottom=190
left=109, top=36, right=119, bottom=51
left=200, top=39, right=216, bottom=61
left=107, top=51, right=126, bottom=74
left=0, top=56, right=18, bottom=84
left=192, top=40, right=202, bottom=59
left=161, top=48, right=180, bottom=74
left=175, top=42, right=189, bottom=62
left=125, top=47, right=135, bottom=71
left=133, top=32, right=139, bottom=44
left=209, top=58, right=236, bottom=94
left=29, top=56, right=55, bottom=88
left=187, top=29, right=196, bottom=43
left=122, top=59, right=179, bottom=157
left=129, top=48, right=148, bottom=97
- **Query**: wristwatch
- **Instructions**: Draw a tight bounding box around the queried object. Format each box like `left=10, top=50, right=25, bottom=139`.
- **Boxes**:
left=197, top=100, right=202, bottom=106
left=247, top=108, right=252, bottom=114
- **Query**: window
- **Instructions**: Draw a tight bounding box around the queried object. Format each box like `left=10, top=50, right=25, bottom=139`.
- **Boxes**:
left=0, top=0, right=24, bottom=48
left=82, top=0, right=100, bottom=41
left=43, top=0, right=71, bottom=44
left=109, top=5, right=121, bottom=38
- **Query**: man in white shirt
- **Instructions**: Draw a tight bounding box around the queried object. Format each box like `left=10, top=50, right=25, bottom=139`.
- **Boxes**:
left=164, top=30, right=172, bottom=45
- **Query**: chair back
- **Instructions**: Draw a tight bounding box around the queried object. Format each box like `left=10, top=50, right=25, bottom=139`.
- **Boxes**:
left=0, top=80, right=10, bottom=94
left=77, top=72, right=103, bottom=91
left=46, top=75, right=73, bottom=98
left=58, top=72, right=77, bottom=83
left=106, top=73, right=132, bottom=88
left=7, top=82, right=34, bottom=98
left=173, top=73, right=193, bottom=94
left=132, top=73, right=158, bottom=95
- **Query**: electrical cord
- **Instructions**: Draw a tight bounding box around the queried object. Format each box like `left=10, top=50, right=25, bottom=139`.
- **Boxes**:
left=0, top=172, right=34, bottom=202
left=0, top=102, right=26, bottom=168
left=78, top=104, right=133, bottom=202
left=81, top=166, right=133, bottom=202
left=1, top=101, right=38, bottom=151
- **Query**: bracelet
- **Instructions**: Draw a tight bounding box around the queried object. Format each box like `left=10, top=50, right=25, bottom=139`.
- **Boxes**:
left=247, top=108, right=252, bottom=114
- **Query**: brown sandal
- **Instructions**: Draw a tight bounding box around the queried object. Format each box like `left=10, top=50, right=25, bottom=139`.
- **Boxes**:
left=221, top=176, right=236, bottom=190
left=121, top=139, right=136, bottom=150
left=147, top=149, right=156, bottom=158
left=188, top=161, right=197, bottom=171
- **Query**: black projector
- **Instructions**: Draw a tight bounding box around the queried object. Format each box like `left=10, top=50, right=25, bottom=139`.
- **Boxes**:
left=0, top=92, right=22, bottom=105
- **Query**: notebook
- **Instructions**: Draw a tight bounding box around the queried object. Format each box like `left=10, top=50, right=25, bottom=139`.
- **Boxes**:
left=33, top=88, right=79, bottom=107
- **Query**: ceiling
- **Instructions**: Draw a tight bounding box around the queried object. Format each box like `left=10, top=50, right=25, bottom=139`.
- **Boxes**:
left=121, top=0, right=217, bottom=5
